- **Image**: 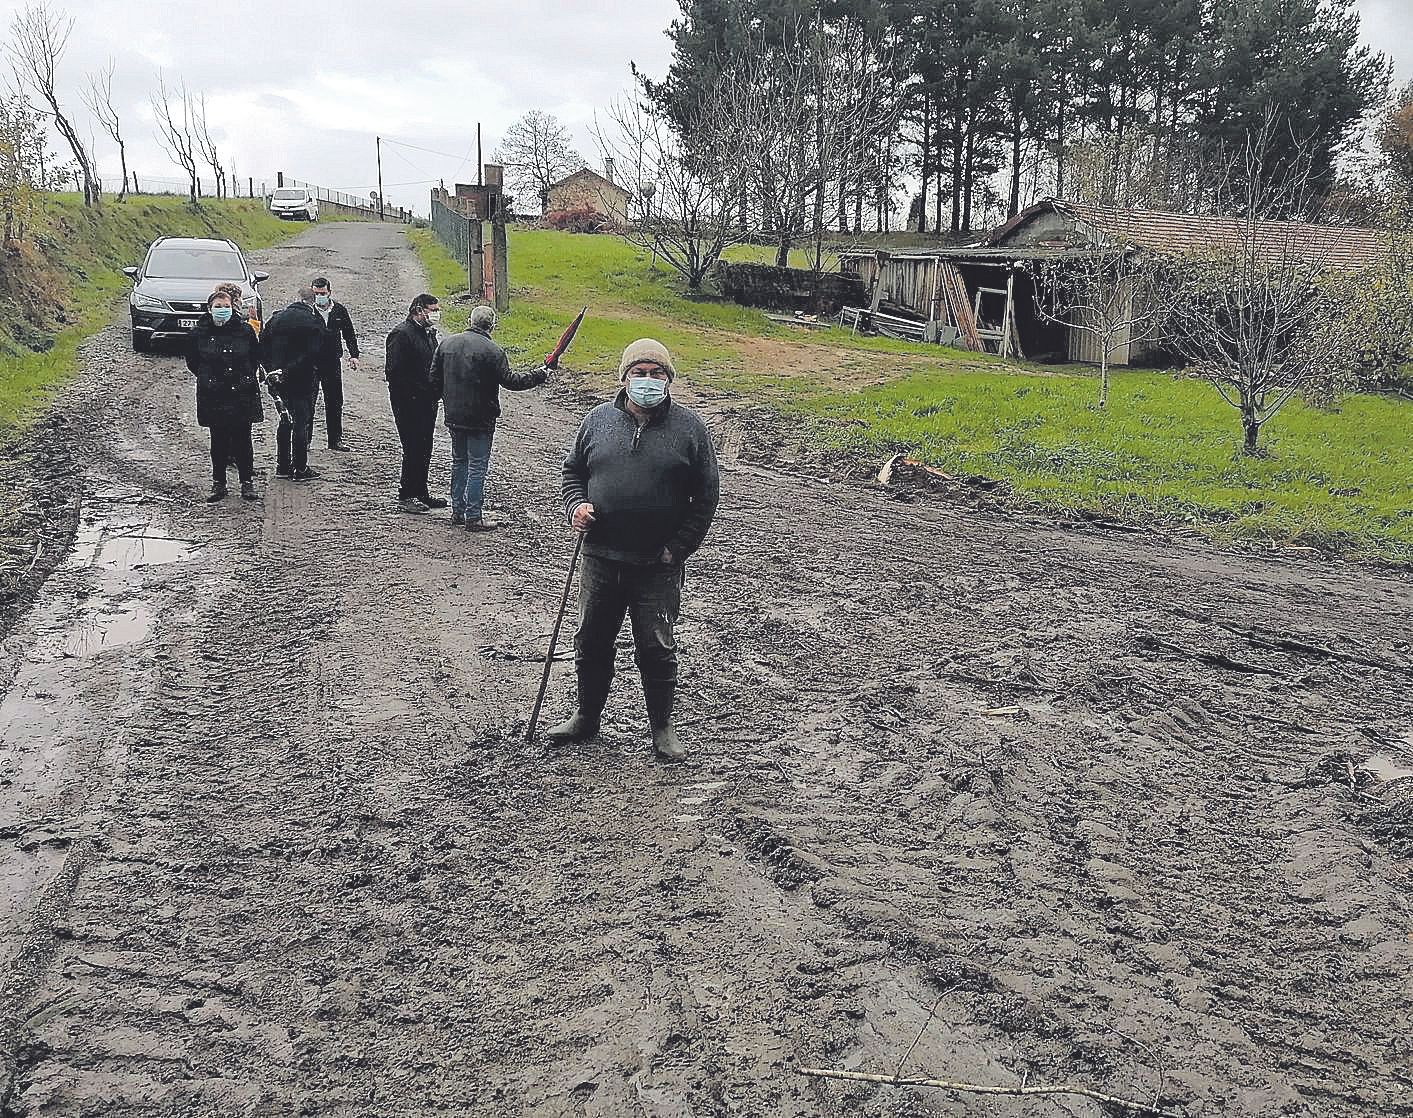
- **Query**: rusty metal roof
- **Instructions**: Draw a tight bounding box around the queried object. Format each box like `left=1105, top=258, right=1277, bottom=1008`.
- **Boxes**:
left=989, top=199, right=1389, bottom=270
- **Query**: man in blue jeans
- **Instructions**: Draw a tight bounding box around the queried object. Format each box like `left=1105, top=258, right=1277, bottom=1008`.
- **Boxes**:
left=430, top=305, right=547, bottom=529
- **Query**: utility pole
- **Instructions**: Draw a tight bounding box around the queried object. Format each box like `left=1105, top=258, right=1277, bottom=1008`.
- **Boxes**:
left=477, top=123, right=482, bottom=188
left=376, top=136, right=385, bottom=221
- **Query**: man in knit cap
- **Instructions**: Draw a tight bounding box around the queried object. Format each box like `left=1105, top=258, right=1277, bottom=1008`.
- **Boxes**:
left=550, top=338, right=720, bottom=763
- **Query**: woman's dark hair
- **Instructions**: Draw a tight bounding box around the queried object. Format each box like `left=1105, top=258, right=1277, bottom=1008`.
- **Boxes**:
left=409, top=293, right=438, bottom=315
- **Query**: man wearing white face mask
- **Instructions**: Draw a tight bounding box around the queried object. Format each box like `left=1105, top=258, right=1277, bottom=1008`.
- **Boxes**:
left=310, top=276, right=359, bottom=452
left=553, top=339, right=720, bottom=763
left=384, top=293, right=445, bottom=511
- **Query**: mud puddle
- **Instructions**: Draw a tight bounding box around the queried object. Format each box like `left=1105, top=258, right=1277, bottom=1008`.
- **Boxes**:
left=1365, top=752, right=1413, bottom=783
left=1, top=500, right=200, bottom=803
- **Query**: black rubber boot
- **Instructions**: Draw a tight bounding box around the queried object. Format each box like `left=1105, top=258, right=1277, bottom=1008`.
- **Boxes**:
left=644, top=682, right=686, bottom=763
left=546, top=667, right=611, bottom=744
left=206, top=482, right=228, bottom=502
left=545, top=710, right=600, bottom=744
left=240, top=480, right=258, bottom=501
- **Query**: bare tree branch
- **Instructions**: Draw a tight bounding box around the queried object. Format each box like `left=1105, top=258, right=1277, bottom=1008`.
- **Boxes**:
left=1154, top=113, right=1362, bottom=454
left=6, top=2, right=97, bottom=206
left=594, top=81, right=747, bottom=292
left=191, top=92, right=224, bottom=199
left=495, top=110, right=583, bottom=213
left=81, top=57, right=125, bottom=200
left=150, top=72, right=199, bottom=202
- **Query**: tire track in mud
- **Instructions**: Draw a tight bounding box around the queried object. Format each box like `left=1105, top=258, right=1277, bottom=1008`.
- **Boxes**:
left=1, top=222, right=1411, bottom=1116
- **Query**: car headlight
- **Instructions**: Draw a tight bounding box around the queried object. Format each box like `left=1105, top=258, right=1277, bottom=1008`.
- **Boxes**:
left=132, top=291, right=168, bottom=310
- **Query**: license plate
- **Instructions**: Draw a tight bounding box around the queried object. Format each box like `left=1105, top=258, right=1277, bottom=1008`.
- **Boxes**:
left=178, top=318, right=198, bottom=328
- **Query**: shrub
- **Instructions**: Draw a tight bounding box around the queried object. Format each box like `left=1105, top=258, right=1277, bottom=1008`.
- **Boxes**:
left=542, top=204, right=610, bottom=234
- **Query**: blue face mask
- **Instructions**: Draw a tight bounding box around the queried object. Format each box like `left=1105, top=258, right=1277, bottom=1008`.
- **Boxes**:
left=626, top=376, right=668, bottom=409
left=211, top=306, right=234, bottom=325
left=315, top=294, right=331, bottom=308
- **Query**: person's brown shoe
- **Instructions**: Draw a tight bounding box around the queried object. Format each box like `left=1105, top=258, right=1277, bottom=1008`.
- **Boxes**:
left=652, top=725, right=688, bottom=763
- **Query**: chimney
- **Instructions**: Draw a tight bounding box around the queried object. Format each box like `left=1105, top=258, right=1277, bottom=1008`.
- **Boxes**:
left=604, top=157, right=615, bottom=184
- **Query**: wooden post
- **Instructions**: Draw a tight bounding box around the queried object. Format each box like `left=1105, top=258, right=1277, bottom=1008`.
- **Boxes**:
left=492, top=195, right=509, bottom=313
left=249, top=176, right=254, bottom=198
left=277, top=171, right=284, bottom=188
left=1001, top=269, right=1016, bottom=358
left=467, top=216, right=483, bottom=296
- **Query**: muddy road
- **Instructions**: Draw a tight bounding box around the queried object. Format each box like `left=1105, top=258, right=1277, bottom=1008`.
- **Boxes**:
left=1, top=221, right=1410, bottom=1117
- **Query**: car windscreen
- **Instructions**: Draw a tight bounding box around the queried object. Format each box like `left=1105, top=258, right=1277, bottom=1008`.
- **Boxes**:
left=272, top=189, right=307, bottom=200
left=145, top=246, right=245, bottom=279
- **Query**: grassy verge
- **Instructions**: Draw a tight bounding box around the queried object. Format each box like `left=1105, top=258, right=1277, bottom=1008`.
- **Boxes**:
left=0, top=193, right=302, bottom=431
left=409, top=225, right=1413, bottom=563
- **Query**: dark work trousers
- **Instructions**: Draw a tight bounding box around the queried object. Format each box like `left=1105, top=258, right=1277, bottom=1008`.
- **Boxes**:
left=390, top=392, right=438, bottom=499
left=209, top=422, right=254, bottom=483
left=276, top=392, right=317, bottom=472
left=573, top=554, right=683, bottom=728
left=318, top=359, right=344, bottom=446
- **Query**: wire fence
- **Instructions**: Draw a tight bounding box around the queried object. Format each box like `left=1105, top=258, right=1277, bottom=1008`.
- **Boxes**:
left=93, top=171, right=277, bottom=198
left=87, top=170, right=411, bottom=221
left=288, top=178, right=411, bottom=222
left=430, top=192, right=477, bottom=280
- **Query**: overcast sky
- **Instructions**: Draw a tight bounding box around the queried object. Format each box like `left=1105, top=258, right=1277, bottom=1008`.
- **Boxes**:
left=2, top=0, right=1407, bottom=217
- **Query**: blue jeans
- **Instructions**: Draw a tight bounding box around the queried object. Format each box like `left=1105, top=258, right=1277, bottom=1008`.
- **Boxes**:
left=449, top=427, right=494, bottom=520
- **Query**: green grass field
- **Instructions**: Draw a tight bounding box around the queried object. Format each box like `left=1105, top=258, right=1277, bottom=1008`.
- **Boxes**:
left=0, top=194, right=301, bottom=431
left=415, top=225, right=1412, bottom=562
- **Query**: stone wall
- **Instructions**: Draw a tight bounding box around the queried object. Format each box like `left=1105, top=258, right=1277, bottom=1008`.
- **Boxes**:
left=714, top=261, right=867, bottom=315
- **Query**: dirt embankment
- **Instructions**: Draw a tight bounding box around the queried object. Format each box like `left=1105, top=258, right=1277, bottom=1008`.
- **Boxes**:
left=0, top=221, right=1410, bottom=1118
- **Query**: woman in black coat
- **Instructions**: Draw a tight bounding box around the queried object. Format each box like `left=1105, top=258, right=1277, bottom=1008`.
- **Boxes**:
left=186, top=288, right=263, bottom=501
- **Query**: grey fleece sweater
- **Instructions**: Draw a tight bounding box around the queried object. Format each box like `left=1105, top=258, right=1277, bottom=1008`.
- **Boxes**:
left=562, top=392, right=720, bottom=564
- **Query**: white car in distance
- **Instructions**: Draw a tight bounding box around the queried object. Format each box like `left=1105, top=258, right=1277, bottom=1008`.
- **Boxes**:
left=269, top=187, right=320, bottom=222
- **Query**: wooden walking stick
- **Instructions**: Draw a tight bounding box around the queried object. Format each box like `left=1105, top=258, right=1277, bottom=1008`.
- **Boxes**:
left=525, top=532, right=585, bottom=743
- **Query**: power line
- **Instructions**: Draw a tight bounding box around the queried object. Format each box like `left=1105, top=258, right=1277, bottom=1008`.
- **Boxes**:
left=380, top=136, right=478, bottom=162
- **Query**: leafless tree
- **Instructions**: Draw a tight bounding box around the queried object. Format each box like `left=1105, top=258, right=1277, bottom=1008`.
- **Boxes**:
left=495, top=110, right=583, bottom=213
left=718, top=18, right=903, bottom=271
left=1029, top=209, right=1167, bottom=408
left=594, top=84, right=746, bottom=292
left=6, top=3, right=97, bottom=206
left=192, top=93, right=225, bottom=198
left=81, top=57, right=126, bottom=200
left=151, top=72, right=199, bottom=201
left=1154, top=121, right=1360, bottom=454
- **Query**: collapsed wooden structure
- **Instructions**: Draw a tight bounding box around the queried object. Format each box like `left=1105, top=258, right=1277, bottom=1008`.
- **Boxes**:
left=838, top=200, right=1389, bottom=366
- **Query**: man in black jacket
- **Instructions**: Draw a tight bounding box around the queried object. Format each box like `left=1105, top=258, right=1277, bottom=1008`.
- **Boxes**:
left=384, top=293, right=445, bottom=512
left=550, top=338, right=720, bottom=763
left=261, top=287, right=325, bottom=481
left=310, top=277, right=359, bottom=452
left=430, top=305, right=547, bottom=530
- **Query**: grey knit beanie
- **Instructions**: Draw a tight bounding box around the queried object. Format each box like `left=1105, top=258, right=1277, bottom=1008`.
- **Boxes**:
left=618, top=338, right=676, bottom=381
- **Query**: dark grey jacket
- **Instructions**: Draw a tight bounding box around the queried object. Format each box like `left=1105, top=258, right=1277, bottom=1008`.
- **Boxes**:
left=261, top=301, right=324, bottom=396
left=562, top=392, right=720, bottom=565
left=430, top=328, right=546, bottom=431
